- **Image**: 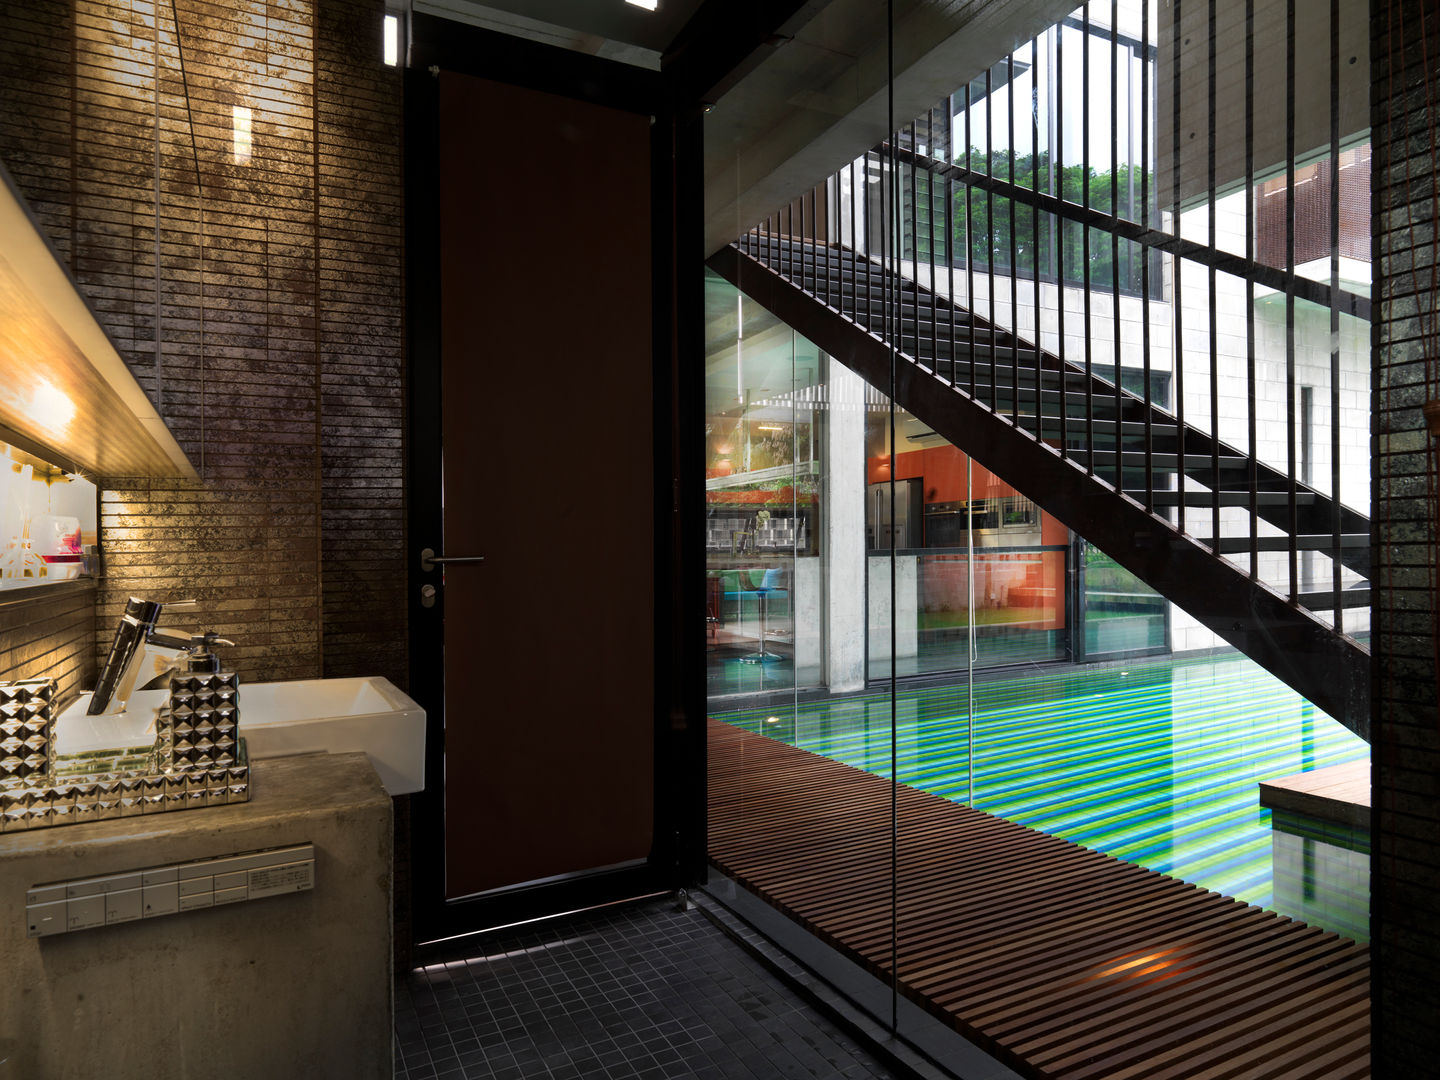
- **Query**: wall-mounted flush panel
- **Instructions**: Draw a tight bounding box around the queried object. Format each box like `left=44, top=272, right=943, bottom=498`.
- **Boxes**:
left=25, top=841, right=313, bottom=937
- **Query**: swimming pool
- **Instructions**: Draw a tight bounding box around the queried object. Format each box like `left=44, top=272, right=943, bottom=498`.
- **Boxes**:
left=711, top=651, right=1369, bottom=933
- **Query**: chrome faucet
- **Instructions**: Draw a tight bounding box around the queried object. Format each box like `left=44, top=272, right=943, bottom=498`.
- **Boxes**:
left=88, top=598, right=201, bottom=715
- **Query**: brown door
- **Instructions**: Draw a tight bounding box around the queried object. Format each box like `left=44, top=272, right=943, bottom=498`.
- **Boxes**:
left=435, top=72, right=654, bottom=900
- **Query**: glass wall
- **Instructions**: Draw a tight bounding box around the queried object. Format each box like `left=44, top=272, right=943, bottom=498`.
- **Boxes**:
left=704, top=0, right=1371, bottom=1068
left=863, top=401, right=1071, bottom=679
left=703, top=271, right=827, bottom=701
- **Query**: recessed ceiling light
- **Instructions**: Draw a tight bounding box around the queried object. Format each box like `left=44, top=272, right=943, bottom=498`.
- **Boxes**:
left=627, top=0, right=658, bottom=10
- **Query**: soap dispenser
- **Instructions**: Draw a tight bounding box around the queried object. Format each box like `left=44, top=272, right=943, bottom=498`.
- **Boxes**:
left=163, top=632, right=240, bottom=770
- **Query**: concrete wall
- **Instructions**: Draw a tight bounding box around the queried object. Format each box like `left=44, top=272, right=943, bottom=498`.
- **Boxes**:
left=0, top=752, right=392, bottom=1078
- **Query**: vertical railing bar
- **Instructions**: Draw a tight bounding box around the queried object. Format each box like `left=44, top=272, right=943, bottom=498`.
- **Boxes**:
left=867, top=151, right=877, bottom=337
left=966, top=85, right=977, bottom=401
left=809, top=185, right=816, bottom=297
left=793, top=198, right=799, bottom=286
left=1032, top=36, right=1043, bottom=428
left=1083, top=1, right=1094, bottom=475
left=840, top=159, right=852, bottom=321
left=788, top=200, right=795, bottom=285
left=1141, top=0, right=1153, bottom=512
left=930, top=108, right=941, bottom=375
left=986, top=66, right=998, bottom=412
left=1057, top=24, right=1068, bottom=461
left=809, top=184, right=816, bottom=298
left=1171, top=0, right=1186, bottom=538
left=1285, top=0, right=1298, bottom=598
left=904, top=120, right=915, bottom=361
left=1208, top=0, right=1221, bottom=550
left=1112, top=0, right=1124, bottom=484
left=1008, top=51, right=1020, bottom=426
left=1328, top=0, right=1343, bottom=632
left=947, top=95, right=958, bottom=388
left=813, top=181, right=821, bottom=304
left=816, top=183, right=823, bottom=305
left=772, top=210, right=778, bottom=277
left=817, top=180, right=829, bottom=300
left=855, top=164, right=862, bottom=317
left=832, top=174, right=839, bottom=313
left=797, top=194, right=805, bottom=292
left=1246, top=0, right=1259, bottom=576
left=826, top=171, right=832, bottom=310
left=779, top=202, right=786, bottom=279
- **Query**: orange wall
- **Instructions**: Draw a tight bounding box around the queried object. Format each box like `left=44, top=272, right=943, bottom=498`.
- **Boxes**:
left=867, top=445, right=1068, bottom=545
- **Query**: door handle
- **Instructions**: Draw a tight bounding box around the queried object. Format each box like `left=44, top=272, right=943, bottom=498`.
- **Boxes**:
left=420, top=547, right=485, bottom=573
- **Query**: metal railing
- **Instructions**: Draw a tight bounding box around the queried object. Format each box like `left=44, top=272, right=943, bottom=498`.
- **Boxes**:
left=739, top=0, right=1370, bottom=638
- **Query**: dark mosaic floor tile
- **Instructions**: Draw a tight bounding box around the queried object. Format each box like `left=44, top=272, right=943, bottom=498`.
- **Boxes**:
left=394, top=898, right=904, bottom=1080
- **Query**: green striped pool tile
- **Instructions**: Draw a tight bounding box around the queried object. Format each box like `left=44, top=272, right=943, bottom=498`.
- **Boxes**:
left=712, top=651, right=1369, bottom=934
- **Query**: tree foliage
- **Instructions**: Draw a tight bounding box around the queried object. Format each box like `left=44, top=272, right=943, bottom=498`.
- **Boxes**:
left=903, top=149, right=1158, bottom=295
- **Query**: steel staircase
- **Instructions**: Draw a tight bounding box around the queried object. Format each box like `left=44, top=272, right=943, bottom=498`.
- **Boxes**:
left=709, top=232, right=1371, bottom=739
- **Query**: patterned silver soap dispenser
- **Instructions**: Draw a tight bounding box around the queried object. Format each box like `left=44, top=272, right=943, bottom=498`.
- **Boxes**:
left=166, top=632, right=240, bottom=770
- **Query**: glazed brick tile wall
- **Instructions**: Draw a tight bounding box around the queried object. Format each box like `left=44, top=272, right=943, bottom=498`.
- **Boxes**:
left=316, top=0, right=406, bottom=680
left=1372, top=1, right=1440, bottom=1071
left=0, top=586, right=96, bottom=703
left=0, top=0, right=405, bottom=688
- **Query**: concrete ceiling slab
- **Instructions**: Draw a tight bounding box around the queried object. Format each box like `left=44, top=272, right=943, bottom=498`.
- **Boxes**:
left=703, top=0, right=1080, bottom=255
left=414, top=0, right=707, bottom=67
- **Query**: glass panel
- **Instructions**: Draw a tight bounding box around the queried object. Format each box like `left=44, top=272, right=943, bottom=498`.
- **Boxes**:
left=864, top=399, right=1070, bottom=678
left=707, top=0, right=1372, bottom=1059
left=704, top=272, right=824, bottom=699
left=1081, top=541, right=1167, bottom=657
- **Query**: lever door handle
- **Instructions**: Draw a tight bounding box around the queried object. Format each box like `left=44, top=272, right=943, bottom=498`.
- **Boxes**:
left=420, top=547, right=485, bottom=572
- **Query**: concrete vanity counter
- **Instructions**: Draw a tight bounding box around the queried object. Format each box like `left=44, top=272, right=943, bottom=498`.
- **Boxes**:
left=0, top=752, right=392, bottom=1079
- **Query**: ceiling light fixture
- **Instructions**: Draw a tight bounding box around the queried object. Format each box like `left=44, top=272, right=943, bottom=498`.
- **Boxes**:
left=232, top=105, right=252, bottom=165
left=383, top=14, right=399, bottom=66
left=626, top=0, right=659, bottom=10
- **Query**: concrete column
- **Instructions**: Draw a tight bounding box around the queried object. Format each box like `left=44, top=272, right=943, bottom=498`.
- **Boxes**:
left=826, top=362, right=867, bottom=692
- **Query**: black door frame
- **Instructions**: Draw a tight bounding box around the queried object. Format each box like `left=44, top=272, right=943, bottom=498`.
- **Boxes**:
left=402, top=15, right=706, bottom=942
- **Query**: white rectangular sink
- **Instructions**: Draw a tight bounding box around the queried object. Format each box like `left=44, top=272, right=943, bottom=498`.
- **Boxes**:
left=239, top=676, right=425, bottom=795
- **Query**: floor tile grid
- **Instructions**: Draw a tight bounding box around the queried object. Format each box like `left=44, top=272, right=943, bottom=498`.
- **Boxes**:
left=394, top=899, right=903, bottom=1079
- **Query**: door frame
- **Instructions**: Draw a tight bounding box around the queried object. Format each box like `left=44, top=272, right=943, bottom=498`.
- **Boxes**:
left=402, top=15, right=708, bottom=943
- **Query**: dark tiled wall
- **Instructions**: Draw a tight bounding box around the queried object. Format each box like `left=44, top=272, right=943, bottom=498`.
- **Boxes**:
left=0, top=585, right=96, bottom=702
left=1372, top=1, right=1440, bottom=1070
left=316, top=0, right=407, bottom=681
left=0, top=0, right=405, bottom=688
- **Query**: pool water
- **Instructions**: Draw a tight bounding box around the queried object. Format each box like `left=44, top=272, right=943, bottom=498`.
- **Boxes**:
left=712, top=651, right=1369, bottom=928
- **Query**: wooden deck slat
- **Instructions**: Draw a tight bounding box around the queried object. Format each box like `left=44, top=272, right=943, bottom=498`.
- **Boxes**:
left=1049, top=968, right=1370, bottom=1078
left=707, top=719, right=1370, bottom=1080
left=994, top=927, right=1361, bottom=1051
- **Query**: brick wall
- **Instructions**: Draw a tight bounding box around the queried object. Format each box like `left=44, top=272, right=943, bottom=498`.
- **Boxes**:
left=0, top=0, right=405, bottom=688
left=1372, top=0, right=1440, bottom=1070
left=0, top=585, right=96, bottom=702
